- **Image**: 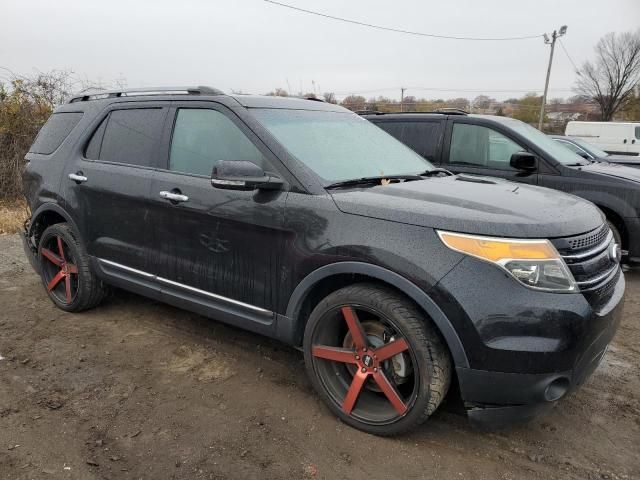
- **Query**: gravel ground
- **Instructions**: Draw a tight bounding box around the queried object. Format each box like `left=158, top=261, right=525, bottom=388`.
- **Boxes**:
left=0, top=233, right=638, bottom=480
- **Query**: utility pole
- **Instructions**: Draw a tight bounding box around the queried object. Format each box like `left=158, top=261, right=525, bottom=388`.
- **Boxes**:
left=400, top=87, right=406, bottom=112
left=538, top=25, right=567, bottom=130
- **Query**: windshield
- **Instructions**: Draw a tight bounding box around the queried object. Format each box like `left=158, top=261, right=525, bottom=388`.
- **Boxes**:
left=252, top=109, right=433, bottom=182
left=570, top=137, right=609, bottom=158
left=504, top=119, right=589, bottom=165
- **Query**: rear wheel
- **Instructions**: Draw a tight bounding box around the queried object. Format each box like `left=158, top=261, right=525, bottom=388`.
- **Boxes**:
left=303, top=284, right=451, bottom=436
left=38, top=223, right=107, bottom=312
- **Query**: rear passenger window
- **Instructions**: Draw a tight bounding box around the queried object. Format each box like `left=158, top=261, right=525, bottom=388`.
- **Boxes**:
left=29, top=112, right=83, bottom=154
left=93, top=108, right=166, bottom=167
left=169, top=109, right=265, bottom=176
left=376, top=121, right=441, bottom=160
left=84, top=117, right=107, bottom=160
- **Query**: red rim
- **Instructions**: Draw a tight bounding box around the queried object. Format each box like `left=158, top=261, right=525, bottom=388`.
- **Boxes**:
left=40, top=235, right=78, bottom=304
left=311, top=306, right=413, bottom=418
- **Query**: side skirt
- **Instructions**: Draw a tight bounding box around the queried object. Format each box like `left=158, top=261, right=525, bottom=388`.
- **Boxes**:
left=91, top=257, right=293, bottom=341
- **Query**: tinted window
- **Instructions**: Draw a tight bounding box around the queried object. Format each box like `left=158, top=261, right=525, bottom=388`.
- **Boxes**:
left=376, top=121, right=441, bottom=160
left=29, top=112, right=83, bottom=154
left=99, top=108, right=166, bottom=167
left=635, top=126, right=640, bottom=140
left=252, top=109, right=432, bottom=182
left=84, top=117, right=107, bottom=160
left=448, top=123, right=524, bottom=170
left=169, top=109, right=265, bottom=176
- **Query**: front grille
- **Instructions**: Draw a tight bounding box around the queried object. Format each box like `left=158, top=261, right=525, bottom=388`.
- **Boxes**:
left=551, top=225, right=621, bottom=307
left=565, top=224, right=609, bottom=251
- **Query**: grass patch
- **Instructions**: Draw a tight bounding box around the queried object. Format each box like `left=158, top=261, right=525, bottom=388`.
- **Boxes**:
left=0, top=199, right=28, bottom=235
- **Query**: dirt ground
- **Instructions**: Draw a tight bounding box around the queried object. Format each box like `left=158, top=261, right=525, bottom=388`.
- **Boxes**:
left=0, top=234, right=638, bottom=480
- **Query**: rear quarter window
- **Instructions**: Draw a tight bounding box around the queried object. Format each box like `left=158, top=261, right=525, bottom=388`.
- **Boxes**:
left=29, top=112, right=83, bottom=154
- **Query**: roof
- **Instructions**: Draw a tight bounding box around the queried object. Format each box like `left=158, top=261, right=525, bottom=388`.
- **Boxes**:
left=229, top=94, right=348, bottom=112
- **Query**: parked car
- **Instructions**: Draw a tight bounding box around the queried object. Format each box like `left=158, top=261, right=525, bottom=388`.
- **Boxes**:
left=22, top=88, right=623, bottom=435
left=364, top=111, right=640, bottom=261
left=551, top=135, right=640, bottom=167
left=565, top=121, right=640, bottom=156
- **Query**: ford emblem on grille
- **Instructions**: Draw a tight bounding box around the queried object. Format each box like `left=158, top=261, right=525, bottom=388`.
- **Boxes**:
left=608, top=243, right=622, bottom=264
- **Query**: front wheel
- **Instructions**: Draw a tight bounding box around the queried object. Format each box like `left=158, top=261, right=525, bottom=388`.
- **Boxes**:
left=303, top=284, right=452, bottom=436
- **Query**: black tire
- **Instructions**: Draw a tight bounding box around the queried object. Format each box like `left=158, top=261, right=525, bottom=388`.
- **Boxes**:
left=37, top=223, right=107, bottom=312
left=607, top=220, right=622, bottom=248
left=303, top=283, right=452, bottom=436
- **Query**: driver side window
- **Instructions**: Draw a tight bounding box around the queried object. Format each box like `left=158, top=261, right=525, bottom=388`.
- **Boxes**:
left=169, top=108, right=266, bottom=176
left=449, top=124, right=524, bottom=170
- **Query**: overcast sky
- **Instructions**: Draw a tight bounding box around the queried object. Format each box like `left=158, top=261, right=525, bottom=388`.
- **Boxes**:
left=2, top=0, right=639, bottom=102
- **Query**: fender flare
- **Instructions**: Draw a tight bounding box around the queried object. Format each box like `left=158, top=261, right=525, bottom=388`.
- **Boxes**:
left=285, top=261, right=469, bottom=368
left=28, top=203, right=82, bottom=241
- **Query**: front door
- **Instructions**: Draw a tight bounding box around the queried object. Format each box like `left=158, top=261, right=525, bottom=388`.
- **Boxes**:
left=148, top=103, right=287, bottom=318
left=442, top=121, right=538, bottom=185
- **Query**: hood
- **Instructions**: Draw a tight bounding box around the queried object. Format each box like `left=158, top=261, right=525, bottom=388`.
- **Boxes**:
left=330, top=175, right=604, bottom=238
left=577, top=161, right=640, bottom=182
left=603, top=155, right=640, bottom=167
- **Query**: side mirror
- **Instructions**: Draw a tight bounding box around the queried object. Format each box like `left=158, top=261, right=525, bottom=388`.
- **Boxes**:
left=510, top=152, right=537, bottom=171
left=211, top=160, right=283, bottom=191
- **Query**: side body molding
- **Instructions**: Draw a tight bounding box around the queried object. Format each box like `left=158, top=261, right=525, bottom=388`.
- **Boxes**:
left=284, top=261, right=469, bottom=368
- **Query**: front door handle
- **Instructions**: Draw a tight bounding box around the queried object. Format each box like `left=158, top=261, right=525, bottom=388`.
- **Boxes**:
left=159, top=191, right=189, bottom=203
left=68, top=172, right=88, bottom=183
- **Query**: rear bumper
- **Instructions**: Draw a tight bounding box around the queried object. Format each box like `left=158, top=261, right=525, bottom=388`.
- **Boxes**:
left=20, top=223, right=40, bottom=274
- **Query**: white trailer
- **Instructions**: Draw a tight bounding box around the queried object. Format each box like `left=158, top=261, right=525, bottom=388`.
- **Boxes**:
left=565, top=121, right=640, bottom=156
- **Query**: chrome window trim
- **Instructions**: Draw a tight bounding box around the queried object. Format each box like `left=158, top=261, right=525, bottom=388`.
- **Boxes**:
left=98, top=258, right=272, bottom=316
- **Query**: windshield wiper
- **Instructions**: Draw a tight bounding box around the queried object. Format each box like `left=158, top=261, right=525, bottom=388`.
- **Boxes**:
left=325, top=174, right=423, bottom=189
left=419, top=168, right=454, bottom=177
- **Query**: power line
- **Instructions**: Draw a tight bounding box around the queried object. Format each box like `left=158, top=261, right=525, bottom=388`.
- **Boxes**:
left=334, top=86, right=574, bottom=96
left=558, top=38, right=580, bottom=73
left=264, top=0, right=543, bottom=41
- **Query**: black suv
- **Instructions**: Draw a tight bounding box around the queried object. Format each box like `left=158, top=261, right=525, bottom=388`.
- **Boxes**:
left=364, top=112, right=640, bottom=261
left=22, top=87, right=624, bottom=435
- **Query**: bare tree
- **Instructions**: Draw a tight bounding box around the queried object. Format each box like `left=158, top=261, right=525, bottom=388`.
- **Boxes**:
left=266, top=87, right=289, bottom=97
left=575, top=30, right=640, bottom=121
left=322, top=92, right=337, bottom=104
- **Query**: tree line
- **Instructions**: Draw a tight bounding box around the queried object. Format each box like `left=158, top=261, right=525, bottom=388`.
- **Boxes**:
left=1, top=30, right=638, bottom=203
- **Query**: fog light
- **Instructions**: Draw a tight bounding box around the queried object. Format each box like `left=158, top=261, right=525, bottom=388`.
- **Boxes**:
left=544, top=377, right=570, bottom=401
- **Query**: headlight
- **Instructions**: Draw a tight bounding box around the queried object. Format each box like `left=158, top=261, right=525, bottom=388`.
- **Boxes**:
left=438, top=231, right=577, bottom=292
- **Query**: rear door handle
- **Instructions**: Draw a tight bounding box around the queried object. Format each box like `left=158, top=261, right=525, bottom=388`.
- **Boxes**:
left=159, top=191, right=189, bottom=203
left=68, top=172, right=88, bottom=183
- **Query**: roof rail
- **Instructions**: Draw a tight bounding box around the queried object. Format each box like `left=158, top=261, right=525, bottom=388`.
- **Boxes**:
left=358, top=109, right=469, bottom=116
left=68, top=85, right=224, bottom=103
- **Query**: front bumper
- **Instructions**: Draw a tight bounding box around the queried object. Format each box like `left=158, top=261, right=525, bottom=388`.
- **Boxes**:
left=459, top=313, right=616, bottom=429
left=434, top=256, right=625, bottom=429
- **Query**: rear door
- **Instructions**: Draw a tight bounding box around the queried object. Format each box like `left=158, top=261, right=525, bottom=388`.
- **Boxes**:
left=373, top=120, right=445, bottom=164
left=147, top=101, right=287, bottom=318
left=63, top=102, right=169, bottom=272
left=441, top=119, right=538, bottom=184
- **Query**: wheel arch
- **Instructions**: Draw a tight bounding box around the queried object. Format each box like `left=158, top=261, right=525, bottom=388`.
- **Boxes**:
left=28, top=203, right=83, bottom=248
left=284, top=262, right=469, bottom=368
left=596, top=204, right=627, bottom=249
